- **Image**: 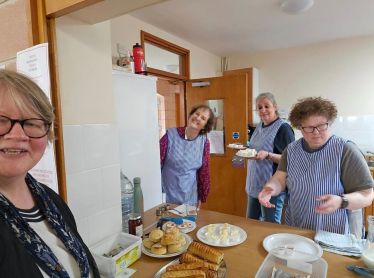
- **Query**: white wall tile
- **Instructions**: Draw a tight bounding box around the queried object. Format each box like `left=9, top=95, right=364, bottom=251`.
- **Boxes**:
left=364, top=115, right=374, bottom=131
left=330, top=117, right=343, bottom=132
left=82, top=124, right=119, bottom=170
left=342, top=116, right=364, bottom=131
left=76, top=218, right=89, bottom=245
left=101, top=164, right=121, bottom=210
left=63, top=125, right=84, bottom=175
left=66, top=169, right=103, bottom=221
left=87, top=205, right=122, bottom=247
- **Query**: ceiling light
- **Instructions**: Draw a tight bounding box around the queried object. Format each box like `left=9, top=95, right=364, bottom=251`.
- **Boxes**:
left=164, top=64, right=179, bottom=73
left=281, top=0, right=314, bottom=15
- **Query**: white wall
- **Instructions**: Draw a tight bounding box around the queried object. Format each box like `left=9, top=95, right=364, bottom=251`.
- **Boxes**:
left=110, top=15, right=221, bottom=79
left=56, top=15, right=115, bottom=125
left=229, top=35, right=374, bottom=152
left=229, top=35, right=374, bottom=118
left=56, top=16, right=121, bottom=247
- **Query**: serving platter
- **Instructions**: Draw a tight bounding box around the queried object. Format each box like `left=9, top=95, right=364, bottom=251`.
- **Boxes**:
left=196, top=223, right=247, bottom=247
left=227, top=144, right=247, bottom=150
left=235, top=150, right=257, bottom=158
left=162, top=220, right=196, bottom=234
left=263, top=233, right=323, bottom=262
left=152, top=258, right=227, bottom=278
left=142, top=233, right=193, bottom=258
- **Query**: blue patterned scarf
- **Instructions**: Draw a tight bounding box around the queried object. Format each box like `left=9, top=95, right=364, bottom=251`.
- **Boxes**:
left=0, top=173, right=89, bottom=278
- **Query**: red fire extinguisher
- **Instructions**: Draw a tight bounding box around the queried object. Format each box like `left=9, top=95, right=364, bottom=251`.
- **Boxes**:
left=133, top=43, right=145, bottom=75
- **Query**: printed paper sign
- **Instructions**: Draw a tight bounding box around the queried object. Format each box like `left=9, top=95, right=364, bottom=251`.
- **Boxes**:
left=17, top=43, right=58, bottom=193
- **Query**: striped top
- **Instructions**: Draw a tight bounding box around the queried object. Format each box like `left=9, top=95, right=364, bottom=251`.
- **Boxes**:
left=285, top=135, right=352, bottom=234
left=246, top=118, right=287, bottom=197
left=18, top=206, right=46, bottom=222
left=161, top=127, right=208, bottom=205
left=16, top=205, right=92, bottom=278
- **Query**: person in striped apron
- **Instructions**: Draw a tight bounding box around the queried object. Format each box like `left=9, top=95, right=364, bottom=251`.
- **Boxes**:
left=246, top=93, right=295, bottom=223
left=160, top=105, right=214, bottom=208
left=259, top=97, right=374, bottom=238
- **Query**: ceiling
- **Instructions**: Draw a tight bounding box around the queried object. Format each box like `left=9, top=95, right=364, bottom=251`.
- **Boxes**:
left=129, top=0, right=374, bottom=57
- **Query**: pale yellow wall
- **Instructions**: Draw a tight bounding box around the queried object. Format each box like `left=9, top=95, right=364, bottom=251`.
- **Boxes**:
left=0, top=0, right=28, bottom=69
left=229, top=35, right=374, bottom=117
left=55, top=15, right=115, bottom=125
left=110, top=15, right=221, bottom=79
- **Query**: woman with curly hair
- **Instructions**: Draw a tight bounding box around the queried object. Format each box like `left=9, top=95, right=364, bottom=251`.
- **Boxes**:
left=160, top=104, right=214, bottom=208
left=258, top=97, right=374, bottom=238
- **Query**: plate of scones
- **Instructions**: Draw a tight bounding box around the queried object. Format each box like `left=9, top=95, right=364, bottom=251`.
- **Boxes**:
left=162, top=220, right=196, bottom=234
left=153, top=241, right=227, bottom=278
left=142, top=225, right=193, bottom=258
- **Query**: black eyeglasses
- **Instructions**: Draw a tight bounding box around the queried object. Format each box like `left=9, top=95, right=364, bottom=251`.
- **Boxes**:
left=0, top=115, right=51, bottom=138
left=300, top=123, right=329, bottom=133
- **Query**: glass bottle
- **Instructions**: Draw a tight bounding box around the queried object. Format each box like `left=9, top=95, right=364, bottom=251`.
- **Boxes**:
left=120, top=171, right=134, bottom=233
left=362, top=215, right=374, bottom=269
left=133, top=177, right=144, bottom=223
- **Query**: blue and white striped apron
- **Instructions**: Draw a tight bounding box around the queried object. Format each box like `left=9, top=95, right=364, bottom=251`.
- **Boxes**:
left=162, top=127, right=207, bottom=205
left=246, top=118, right=287, bottom=198
left=285, top=135, right=354, bottom=234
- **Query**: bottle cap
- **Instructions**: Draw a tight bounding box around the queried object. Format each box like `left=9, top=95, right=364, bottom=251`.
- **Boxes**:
left=129, top=213, right=142, bottom=220
left=133, top=177, right=141, bottom=184
left=133, top=43, right=142, bottom=48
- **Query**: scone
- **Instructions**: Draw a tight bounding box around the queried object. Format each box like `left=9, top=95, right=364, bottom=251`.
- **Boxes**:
left=149, top=229, right=164, bottom=243
left=143, top=238, right=155, bottom=249
left=178, top=234, right=186, bottom=246
left=165, top=226, right=179, bottom=236
left=177, top=223, right=188, bottom=230
left=167, top=242, right=182, bottom=253
left=161, top=233, right=179, bottom=245
left=151, top=243, right=167, bottom=255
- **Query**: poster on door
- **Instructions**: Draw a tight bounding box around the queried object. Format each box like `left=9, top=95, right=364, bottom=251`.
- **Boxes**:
left=17, top=43, right=59, bottom=193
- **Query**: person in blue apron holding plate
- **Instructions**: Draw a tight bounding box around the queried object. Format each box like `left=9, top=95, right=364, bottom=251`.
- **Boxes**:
left=246, top=93, right=295, bottom=224
left=160, top=104, right=214, bottom=208
left=259, top=97, right=374, bottom=238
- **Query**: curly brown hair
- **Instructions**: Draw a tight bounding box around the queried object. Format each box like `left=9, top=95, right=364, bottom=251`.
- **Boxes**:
left=188, top=104, right=215, bottom=135
left=289, top=97, right=338, bottom=128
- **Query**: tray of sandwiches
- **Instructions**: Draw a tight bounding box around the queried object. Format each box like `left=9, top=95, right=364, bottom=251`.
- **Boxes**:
left=236, top=148, right=257, bottom=158
left=142, top=226, right=193, bottom=258
left=153, top=242, right=227, bottom=278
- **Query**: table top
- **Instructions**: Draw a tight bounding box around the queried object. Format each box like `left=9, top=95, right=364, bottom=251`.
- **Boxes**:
left=130, top=204, right=365, bottom=278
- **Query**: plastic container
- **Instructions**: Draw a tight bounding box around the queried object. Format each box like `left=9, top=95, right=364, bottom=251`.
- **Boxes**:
left=90, top=232, right=142, bottom=278
left=363, top=215, right=374, bottom=269
left=120, top=172, right=134, bottom=233
left=255, top=252, right=327, bottom=278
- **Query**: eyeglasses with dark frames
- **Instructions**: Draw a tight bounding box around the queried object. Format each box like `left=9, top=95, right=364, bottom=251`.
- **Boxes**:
left=300, top=122, right=329, bottom=133
left=0, top=115, right=51, bottom=138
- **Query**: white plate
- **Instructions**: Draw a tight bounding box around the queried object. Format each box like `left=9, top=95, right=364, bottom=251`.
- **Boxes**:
left=162, top=220, right=196, bottom=234
left=227, top=144, right=247, bottom=150
left=142, top=233, right=193, bottom=258
left=152, top=258, right=228, bottom=278
left=262, top=233, right=323, bottom=261
left=235, top=151, right=257, bottom=158
left=197, top=223, right=247, bottom=247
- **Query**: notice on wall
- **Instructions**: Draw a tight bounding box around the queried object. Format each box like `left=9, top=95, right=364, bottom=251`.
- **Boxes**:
left=0, top=65, right=5, bottom=69
left=17, top=43, right=58, bottom=193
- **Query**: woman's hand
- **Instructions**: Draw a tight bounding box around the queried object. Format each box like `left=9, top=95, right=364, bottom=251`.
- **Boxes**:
left=258, top=187, right=275, bottom=208
left=315, top=195, right=341, bottom=214
left=254, top=150, right=269, bottom=161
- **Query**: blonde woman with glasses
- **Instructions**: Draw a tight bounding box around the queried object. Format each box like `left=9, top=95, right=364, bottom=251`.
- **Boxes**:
left=0, top=70, right=100, bottom=278
left=258, top=97, right=374, bottom=239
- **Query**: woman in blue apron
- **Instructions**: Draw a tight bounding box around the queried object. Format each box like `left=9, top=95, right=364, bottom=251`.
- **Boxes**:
left=160, top=105, right=214, bottom=207
left=246, top=93, right=295, bottom=224
left=259, top=97, right=374, bottom=238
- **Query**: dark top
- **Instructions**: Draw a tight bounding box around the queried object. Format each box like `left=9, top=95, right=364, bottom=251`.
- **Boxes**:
left=267, top=122, right=295, bottom=174
left=0, top=184, right=100, bottom=278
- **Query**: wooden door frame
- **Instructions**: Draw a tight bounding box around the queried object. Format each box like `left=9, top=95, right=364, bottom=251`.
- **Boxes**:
left=141, top=31, right=190, bottom=81
left=26, top=0, right=67, bottom=202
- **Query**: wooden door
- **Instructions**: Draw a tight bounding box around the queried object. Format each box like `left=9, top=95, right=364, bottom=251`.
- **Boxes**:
left=186, top=75, right=249, bottom=216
